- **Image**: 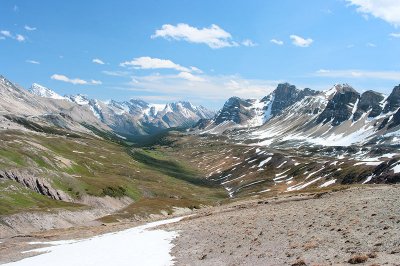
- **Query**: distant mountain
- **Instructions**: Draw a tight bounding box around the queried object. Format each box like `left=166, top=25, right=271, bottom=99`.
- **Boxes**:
left=200, top=83, right=318, bottom=133
left=29, top=83, right=66, bottom=100
left=197, top=82, right=400, bottom=147
left=24, top=80, right=215, bottom=136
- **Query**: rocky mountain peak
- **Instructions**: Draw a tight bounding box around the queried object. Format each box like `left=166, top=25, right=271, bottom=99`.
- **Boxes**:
left=353, top=90, right=385, bottom=121
left=29, top=83, right=65, bottom=100
left=383, top=84, right=400, bottom=113
left=214, top=97, right=254, bottom=125
left=317, top=84, right=360, bottom=126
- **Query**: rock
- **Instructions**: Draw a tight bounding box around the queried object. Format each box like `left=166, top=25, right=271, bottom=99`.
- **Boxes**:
left=270, top=83, right=317, bottom=116
left=316, top=84, right=360, bottom=126
left=0, top=169, right=70, bottom=201
left=353, top=90, right=385, bottom=121
left=383, top=84, right=400, bottom=113
left=214, top=97, right=256, bottom=125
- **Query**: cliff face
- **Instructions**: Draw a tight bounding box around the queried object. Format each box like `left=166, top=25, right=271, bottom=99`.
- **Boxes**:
left=353, top=90, right=385, bottom=121
left=317, top=84, right=360, bottom=126
left=384, top=85, right=400, bottom=113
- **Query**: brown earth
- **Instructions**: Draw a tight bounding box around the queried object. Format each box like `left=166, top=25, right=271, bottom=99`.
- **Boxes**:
left=167, top=185, right=400, bottom=266
left=1, top=185, right=400, bottom=265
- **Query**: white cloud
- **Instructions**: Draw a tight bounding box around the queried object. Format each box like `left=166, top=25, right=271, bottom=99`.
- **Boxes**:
left=26, top=60, right=40, bottom=64
left=346, top=0, right=400, bottom=27
left=151, top=23, right=238, bottom=49
left=51, top=74, right=102, bottom=85
left=102, top=70, right=130, bottom=77
left=24, top=25, right=37, bottom=31
left=120, top=56, right=190, bottom=72
left=92, top=58, right=105, bottom=65
left=290, top=35, right=313, bottom=47
left=1, top=30, right=12, bottom=38
left=270, top=39, right=284, bottom=45
left=315, top=69, right=400, bottom=80
left=16, top=34, right=25, bottom=42
left=13, top=5, right=18, bottom=12
left=1, top=31, right=26, bottom=42
left=90, top=80, right=102, bottom=85
left=390, top=32, right=400, bottom=38
left=116, top=73, right=278, bottom=103
left=366, top=42, right=376, bottom=47
left=241, top=39, right=257, bottom=47
left=190, top=66, right=203, bottom=73
left=177, top=72, right=205, bottom=82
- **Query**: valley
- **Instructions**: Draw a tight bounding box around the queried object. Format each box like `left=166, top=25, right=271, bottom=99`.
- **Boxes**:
left=0, top=74, right=400, bottom=265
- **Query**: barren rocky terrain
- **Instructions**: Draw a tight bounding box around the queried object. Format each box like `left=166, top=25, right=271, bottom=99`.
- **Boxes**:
left=2, top=185, right=399, bottom=265
left=168, top=185, right=400, bottom=265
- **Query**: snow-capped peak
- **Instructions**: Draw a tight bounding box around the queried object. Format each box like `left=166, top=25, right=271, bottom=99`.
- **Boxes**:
left=29, top=83, right=66, bottom=100
left=67, top=94, right=90, bottom=105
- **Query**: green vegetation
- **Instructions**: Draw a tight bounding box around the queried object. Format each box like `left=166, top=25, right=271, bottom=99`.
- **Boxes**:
left=0, top=180, right=85, bottom=215
left=0, top=128, right=226, bottom=218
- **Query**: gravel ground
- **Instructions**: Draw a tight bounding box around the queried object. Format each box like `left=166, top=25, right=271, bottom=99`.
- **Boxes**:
left=1, top=185, right=399, bottom=265
left=168, top=185, right=400, bottom=266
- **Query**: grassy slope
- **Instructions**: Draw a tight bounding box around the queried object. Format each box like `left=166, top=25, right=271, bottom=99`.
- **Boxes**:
left=0, top=129, right=226, bottom=218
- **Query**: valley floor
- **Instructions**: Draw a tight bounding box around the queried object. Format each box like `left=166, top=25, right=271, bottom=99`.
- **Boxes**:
left=1, top=185, right=400, bottom=265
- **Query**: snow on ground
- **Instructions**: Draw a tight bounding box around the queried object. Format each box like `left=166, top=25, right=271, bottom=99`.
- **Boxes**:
left=391, top=163, right=400, bottom=173
left=258, top=157, right=271, bottom=167
left=354, top=161, right=381, bottom=166
left=319, top=179, right=336, bottom=188
left=4, top=217, right=184, bottom=266
left=362, top=175, right=374, bottom=184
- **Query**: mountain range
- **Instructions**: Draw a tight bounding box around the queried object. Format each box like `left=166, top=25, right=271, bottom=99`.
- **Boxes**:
left=1, top=72, right=400, bottom=238
left=0, top=76, right=215, bottom=137
left=3, top=74, right=400, bottom=148
left=195, top=82, right=400, bottom=148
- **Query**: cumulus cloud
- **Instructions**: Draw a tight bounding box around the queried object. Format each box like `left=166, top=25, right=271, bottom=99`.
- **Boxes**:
left=120, top=56, right=191, bottom=72
left=16, top=34, right=25, bottom=42
left=51, top=74, right=102, bottom=85
left=290, top=35, right=313, bottom=47
left=390, top=32, right=400, bottom=38
left=26, top=60, right=40, bottom=64
left=270, top=39, right=284, bottom=45
left=177, top=72, right=205, bottom=82
left=315, top=69, right=400, bottom=80
left=151, top=23, right=239, bottom=49
left=241, top=39, right=257, bottom=47
left=92, top=58, right=105, bottom=65
left=24, top=25, right=37, bottom=31
left=1, top=30, right=12, bottom=38
left=1, top=30, right=26, bottom=42
left=346, top=0, right=400, bottom=27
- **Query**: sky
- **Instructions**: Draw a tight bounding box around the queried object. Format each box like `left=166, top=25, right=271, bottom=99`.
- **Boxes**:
left=1, top=0, right=400, bottom=109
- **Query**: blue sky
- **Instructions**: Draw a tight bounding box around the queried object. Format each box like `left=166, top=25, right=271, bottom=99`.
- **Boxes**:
left=1, top=0, right=400, bottom=109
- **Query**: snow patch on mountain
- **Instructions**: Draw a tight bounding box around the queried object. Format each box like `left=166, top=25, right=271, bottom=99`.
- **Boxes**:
left=29, top=83, right=66, bottom=100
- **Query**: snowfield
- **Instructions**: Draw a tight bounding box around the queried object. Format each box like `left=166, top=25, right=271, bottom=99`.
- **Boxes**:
left=4, top=217, right=184, bottom=266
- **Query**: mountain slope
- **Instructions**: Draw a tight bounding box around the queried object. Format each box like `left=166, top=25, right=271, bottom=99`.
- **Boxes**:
left=29, top=83, right=66, bottom=100
left=199, top=82, right=400, bottom=147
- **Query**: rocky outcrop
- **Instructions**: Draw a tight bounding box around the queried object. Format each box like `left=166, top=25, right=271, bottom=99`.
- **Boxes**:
left=353, top=90, right=385, bottom=121
left=388, top=108, right=400, bottom=129
left=316, top=84, right=360, bottom=126
left=270, top=84, right=318, bottom=116
left=214, top=97, right=255, bottom=125
left=383, top=85, right=400, bottom=113
left=0, top=170, right=70, bottom=201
